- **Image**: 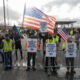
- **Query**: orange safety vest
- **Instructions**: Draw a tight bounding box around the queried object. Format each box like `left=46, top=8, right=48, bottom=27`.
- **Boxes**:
left=25, top=40, right=39, bottom=50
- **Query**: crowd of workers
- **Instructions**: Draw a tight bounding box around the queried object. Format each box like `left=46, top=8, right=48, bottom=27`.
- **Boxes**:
left=0, top=28, right=80, bottom=75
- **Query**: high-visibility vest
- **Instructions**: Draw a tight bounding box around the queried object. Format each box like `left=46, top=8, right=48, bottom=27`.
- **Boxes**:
left=70, top=30, right=73, bottom=35
left=6, top=30, right=8, bottom=32
left=62, top=41, right=68, bottom=50
left=46, top=38, right=55, bottom=43
left=25, top=40, right=39, bottom=50
left=3, top=39, right=12, bottom=52
left=52, top=36, right=56, bottom=43
left=56, top=35, right=59, bottom=43
left=19, top=29, right=22, bottom=33
left=62, top=41, right=74, bottom=49
left=0, top=30, right=2, bottom=33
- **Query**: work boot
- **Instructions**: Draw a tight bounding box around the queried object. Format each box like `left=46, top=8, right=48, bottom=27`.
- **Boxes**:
left=71, top=70, right=76, bottom=73
left=52, top=69, right=57, bottom=74
left=32, top=67, right=36, bottom=71
left=8, top=66, right=13, bottom=69
left=4, top=67, right=8, bottom=71
left=44, top=68, right=48, bottom=72
left=26, top=67, right=30, bottom=71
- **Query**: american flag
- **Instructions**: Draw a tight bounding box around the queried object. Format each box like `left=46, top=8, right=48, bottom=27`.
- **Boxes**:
left=58, top=27, right=68, bottom=41
left=23, top=8, right=56, bottom=34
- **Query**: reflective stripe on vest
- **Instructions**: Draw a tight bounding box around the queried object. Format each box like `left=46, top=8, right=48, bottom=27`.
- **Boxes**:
left=3, top=40, right=12, bottom=52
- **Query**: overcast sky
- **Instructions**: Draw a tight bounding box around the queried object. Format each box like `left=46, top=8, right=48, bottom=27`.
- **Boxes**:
left=0, top=0, right=80, bottom=26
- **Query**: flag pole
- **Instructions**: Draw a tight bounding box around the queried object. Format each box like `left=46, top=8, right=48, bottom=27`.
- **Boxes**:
left=3, top=0, right=6, bottom=29
left=22, top=1, right=26, bottom=27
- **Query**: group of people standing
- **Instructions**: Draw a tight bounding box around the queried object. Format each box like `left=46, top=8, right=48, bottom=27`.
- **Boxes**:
left=0, top=29, right=23, bottom=70
left=0, top=28, right=78, bottom=75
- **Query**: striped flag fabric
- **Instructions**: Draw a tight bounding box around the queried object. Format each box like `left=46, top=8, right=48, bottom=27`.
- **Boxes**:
left=58, top=27, right=68, bottom=41
left=23, top=8, right=56, bottom=34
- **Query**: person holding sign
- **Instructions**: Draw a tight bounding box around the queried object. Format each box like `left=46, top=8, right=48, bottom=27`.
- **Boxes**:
left=62, top=37, right=76, bottom=73
left=25, top=35, right=39, bottom=71
left=40, top=21, right=48, bottom=62
left=45, top=35, right=57, bottom=73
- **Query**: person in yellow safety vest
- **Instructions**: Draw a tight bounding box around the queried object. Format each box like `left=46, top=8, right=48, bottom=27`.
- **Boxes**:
left=55, top=34, right=60, bottom=51
left=52, top=34, right=60, bottom=44
left=62, top=37, right=76, bottom=73
left=45, top=35, right=57, bottom=73
left=6, top=29, right=8, bottom=32
left=62, top=41, right=68, bottom=51
left=2, top=34, right=14, bottom=70
left=56, top=35, right=59, bottom=43
left=52, top=35, right=56, bottom=43
left=19, top=29, right=22, bottom=33
left=0, top=30, right=2, bottom=33
left=70, top=29, right=73, bottom=35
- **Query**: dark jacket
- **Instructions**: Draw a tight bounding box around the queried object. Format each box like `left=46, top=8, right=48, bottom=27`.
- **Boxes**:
left=14, top=35, right=21, bottom=46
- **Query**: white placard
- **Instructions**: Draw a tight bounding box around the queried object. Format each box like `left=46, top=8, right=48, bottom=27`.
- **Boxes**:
left=46, top=43, right=56, bottom=57
left=27, top=39, right=37, bottom=52
left=66, top=43, right=76, bottom=57
left=40, top=22, right=47, bottom=32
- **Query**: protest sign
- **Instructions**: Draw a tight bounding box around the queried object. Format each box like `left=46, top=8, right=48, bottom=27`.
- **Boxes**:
left=40, top=22, right=47, bottom=32
left=66, top=43, right=76, bottom=57
left=46, top=43, right=56, bottom=57
left=27, top=39, right=37, bottom=52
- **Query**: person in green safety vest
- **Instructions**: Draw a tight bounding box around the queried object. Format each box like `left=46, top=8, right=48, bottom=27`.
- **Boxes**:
left=2, top=34, right=14, bottom=70
left=6, top=29, right=8, bottom=32
left=19, top=29, right=22, bottom=33
left=69, top=29, right=73, bottom=35
left=0, top=29, right=2, bottom=33
left=45, top=35, right=57, bottom=73
left=55, top=34, right=60, bottom=51
left=62, top=37, right=76, bottom=73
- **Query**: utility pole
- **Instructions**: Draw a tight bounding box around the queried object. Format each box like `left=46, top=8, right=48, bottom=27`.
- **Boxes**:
left=3, top=0, right=6, bottom=29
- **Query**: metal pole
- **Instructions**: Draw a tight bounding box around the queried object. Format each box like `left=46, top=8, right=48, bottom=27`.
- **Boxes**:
left=22, top=1, right=26, bottom=27
left=7, top=0, right=9, bottom=26
left=3, top=0, right=6, bottom=28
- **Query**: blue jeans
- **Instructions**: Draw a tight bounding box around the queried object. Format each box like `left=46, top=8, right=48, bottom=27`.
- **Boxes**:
left=4, top=52, right=12, bottom=68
